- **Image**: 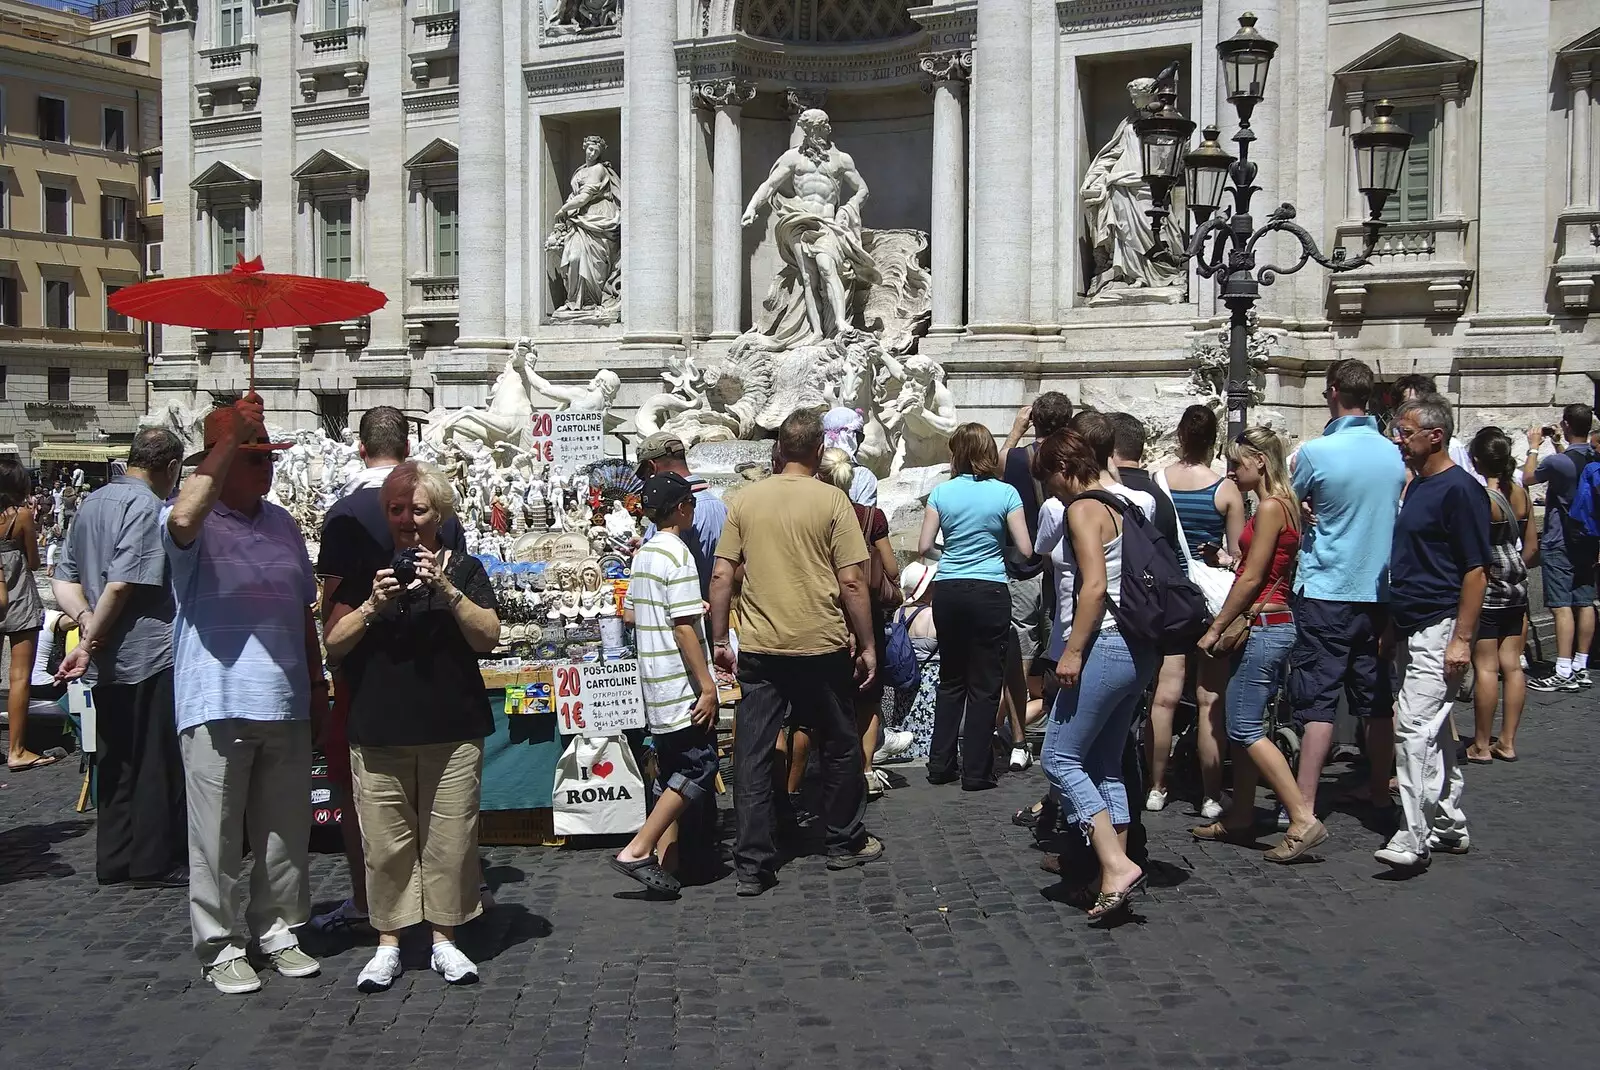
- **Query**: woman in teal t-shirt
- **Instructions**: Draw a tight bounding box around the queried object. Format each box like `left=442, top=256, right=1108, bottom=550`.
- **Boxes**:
left=917, top=424, right=1032, bottom=790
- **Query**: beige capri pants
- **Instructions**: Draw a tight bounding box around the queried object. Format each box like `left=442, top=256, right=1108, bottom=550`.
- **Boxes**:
left=351, top=740, right=484, bottom=932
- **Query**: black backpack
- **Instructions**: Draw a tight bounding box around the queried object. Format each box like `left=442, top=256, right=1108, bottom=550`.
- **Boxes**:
left=1066, top=490, right=1209, bottom=654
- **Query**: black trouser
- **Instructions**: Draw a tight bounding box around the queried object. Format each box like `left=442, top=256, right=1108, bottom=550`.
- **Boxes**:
left=928, top=579, right=1010, bottom=788
left=733, top=650, right=867, bottom=883
left=93, top=667, right=187, bottom=884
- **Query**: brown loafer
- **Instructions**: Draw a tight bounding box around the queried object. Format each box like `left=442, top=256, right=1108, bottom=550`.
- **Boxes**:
left=1190, top=822, right=1256, bottom=846
left=1263, top=820, right=1329, bottom=863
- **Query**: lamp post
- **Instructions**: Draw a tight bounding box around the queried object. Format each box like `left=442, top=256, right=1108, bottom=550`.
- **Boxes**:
left=1135, top=12, right=1412, bottom=439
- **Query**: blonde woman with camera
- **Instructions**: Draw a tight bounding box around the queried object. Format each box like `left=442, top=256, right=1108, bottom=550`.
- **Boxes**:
left=1190, top=428, right=1327, bottom=864
left=324, top=461, right=501, bottom=992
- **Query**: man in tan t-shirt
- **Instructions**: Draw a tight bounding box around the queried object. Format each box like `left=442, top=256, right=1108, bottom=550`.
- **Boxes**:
left=709, top=408, right=883, bottom=895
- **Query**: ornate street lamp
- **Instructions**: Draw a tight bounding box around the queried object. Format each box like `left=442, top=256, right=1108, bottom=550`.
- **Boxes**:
left=1135, top=13, right=1411, bottom=438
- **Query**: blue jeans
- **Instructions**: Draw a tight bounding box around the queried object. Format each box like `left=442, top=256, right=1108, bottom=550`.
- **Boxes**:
left=1225, top=622, right=1297, bottom=746
left=1041, top=630, right=1159, bottom=833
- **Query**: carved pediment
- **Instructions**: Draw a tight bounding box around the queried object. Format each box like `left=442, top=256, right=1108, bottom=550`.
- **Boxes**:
left=190, top=161, right=261, bottom=204
left=1335, top=33, right=1471, bottom=75
left=404, top=138, right=459, bottom=171
left=290, top=149, right=367, bottom=182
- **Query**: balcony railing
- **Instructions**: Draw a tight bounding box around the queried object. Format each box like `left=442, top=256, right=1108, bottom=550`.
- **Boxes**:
left=1329, top=218, right=1473, bottom=318
left=298, top=26, right=368, bottom=99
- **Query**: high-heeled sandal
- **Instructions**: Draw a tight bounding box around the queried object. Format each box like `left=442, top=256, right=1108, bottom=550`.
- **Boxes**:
left=1086, top=871, right=1147, bottom=925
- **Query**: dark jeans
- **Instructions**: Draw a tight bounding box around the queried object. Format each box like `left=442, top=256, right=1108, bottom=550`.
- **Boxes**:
left=928, top=578, right=1010, bottom=787
left=94, top=667, right=187, bottom=883
left=733, top=650, right=867, bottom=883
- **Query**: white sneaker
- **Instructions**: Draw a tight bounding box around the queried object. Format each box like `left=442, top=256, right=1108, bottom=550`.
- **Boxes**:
left=1008, top=743, right=1032, bottom=771
left=1276, top=806, right=1290, bottom=832
left=1200, top=798, right=1224, bottom=821
left=357, top=946, right=403, bottom=993
left=430, top=941, right=479, bottom=985
left=865, top=768, right=891, bottom=797
left=1144, top=788, right=1168, bottom=812
left=872, top=730, right=915, bottom=764
left=1427, top=831, right=1471, bottom=855
left=1374, top=837, right=1431, bottom=870
left=309, top=897, right=369, bottom=935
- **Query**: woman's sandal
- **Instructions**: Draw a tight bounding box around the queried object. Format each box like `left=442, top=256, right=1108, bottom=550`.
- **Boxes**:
left=609, top=855, right=682, bottom=897
left=1012, top=804, right=1044, bottom=829
left=1190, top=821, right=1256, bottom=846
left=1086, top=871, right=1147, bottom=925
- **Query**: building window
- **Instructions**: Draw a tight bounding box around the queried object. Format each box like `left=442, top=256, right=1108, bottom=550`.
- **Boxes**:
left=0, top=173, right=8, bottom=229
left=44, top=279, right=72, bottom=329
left=317, top=392, right=349, bottom=438
left=1379, top=105, right=1437, bottom=224
left=44, top=186, right=70, bottom=235
left=108, top=369, right=129, bottom=403
left=101, top=195, right=129, bottom=241
left=320, top=198, right=353, bottom=280
left=147, top=241, right=163, bottom=275
left=48, top=367, right=70, bottom=402
left=0, top=278, right=17, bottom=327
left=434, top=0, right=457, bottom=10
left=106, top=285, right=128, bottom=331
left=103, top=108, right=126, bottom=152
left=113, top=35, right=137, bottom=57
left=433, top=188, right=459, bottom=276
left=218, top=0, right=246, bottom=47
left=323, top=0, right=350, bottom=30
left=214, top=206, right=247, bottom=269
left=0, top=366, right=6, bottom=400
left=37, top=96, right=67, bottom=142
left=149, top=166, right=163, bottom=202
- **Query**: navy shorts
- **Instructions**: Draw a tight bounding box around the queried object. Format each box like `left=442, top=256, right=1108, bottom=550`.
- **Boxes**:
left=1286, top=597, right=1394, bottom=724
left=1477, top=605, right=1527, bottom=641
left=1540, top=540, right=1597, bottom=609
left=651, top=723, right=720, bottom=804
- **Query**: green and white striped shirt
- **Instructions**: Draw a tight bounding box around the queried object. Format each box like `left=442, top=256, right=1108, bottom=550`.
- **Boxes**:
left=624, top=531, right=712, bottom=733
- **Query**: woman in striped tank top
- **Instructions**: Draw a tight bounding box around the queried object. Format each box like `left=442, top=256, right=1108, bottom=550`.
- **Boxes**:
left=1148, top=406, right=1245, bottom=821
left=1467, top=428, right=1535, bottom=763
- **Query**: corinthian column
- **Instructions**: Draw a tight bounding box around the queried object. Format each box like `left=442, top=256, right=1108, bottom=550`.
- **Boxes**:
left=695, top=80, right=757, bottom=339
left=921, top=50, right=971, bottom=334
left=622, top=0, right=683, bottom=345
left=454, top=0, right=506, bottom=350
left=968, top=0, right=1031, bottom=334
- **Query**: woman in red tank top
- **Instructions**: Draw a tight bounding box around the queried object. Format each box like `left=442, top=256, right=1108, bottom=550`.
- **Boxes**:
left=1190, top=428, right=1328, bottom=863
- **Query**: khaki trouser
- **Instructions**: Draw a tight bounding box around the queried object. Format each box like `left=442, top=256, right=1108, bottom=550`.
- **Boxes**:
left=351, top=740, right=484, bottom=932
left=180, top=719, right=312, bottom=968
left=1392, top=618, right=1469, bottom=855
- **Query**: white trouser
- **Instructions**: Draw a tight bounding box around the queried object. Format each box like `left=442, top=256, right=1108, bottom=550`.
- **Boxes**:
left=181, top=719, right=313, bottom=968
left=1391, top=619, right=1468, bottom=855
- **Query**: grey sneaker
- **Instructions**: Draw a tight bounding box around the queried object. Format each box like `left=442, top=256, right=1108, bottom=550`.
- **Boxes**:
left=206, top=957, right=262, bottom=995
left=1427, top=831, right=1471, bottom=855
left=1576, top=668, right=1593, bottom=689
left=826, top=834, right=885, bottom=870
left=1528, top=672, right=1580, bottom=693
left=268, top=945, right=321, bottom=978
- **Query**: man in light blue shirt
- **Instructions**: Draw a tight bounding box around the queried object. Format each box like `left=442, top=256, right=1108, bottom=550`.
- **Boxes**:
left=165, top=398, right=326, bottom=995
left=1286, top=359, right=1403, bottom=815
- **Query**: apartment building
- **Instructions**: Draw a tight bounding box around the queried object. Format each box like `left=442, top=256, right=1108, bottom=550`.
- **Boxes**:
left=0, top=0, right=160, bottom=469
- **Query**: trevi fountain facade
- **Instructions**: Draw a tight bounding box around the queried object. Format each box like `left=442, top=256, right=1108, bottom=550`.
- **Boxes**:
left=149, top=0, right=1600, bottom=479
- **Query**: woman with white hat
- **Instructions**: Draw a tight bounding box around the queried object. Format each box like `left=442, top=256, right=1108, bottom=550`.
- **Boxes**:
left=887, top=561, right=940, bottom=761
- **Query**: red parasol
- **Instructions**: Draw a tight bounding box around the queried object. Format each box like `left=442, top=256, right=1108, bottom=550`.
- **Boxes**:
left=109, top=255, right=387, bottom=393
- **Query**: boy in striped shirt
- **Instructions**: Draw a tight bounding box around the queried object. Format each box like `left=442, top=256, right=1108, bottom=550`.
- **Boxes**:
left=612, top=473, right=720, bottom=898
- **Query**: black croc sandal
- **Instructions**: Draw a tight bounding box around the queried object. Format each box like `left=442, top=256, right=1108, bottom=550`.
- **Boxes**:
left=610, top=856, right=682, bottom=897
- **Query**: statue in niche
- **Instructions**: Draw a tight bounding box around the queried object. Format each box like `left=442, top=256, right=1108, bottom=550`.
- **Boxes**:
left=543, top=0, right=621, bottom=38
left=1080, top=78, right=1188, bottom=304
left=740, top=108, right=881, bottom=349
left=545, top=134, right=621, bottom=325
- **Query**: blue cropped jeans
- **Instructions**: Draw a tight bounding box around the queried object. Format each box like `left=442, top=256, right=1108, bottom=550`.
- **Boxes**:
left=1040, top=629, right=1160, bottom=834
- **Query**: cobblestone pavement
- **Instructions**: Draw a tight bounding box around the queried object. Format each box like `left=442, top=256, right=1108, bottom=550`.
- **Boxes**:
left=2, top=687, right=1597, bottom=1070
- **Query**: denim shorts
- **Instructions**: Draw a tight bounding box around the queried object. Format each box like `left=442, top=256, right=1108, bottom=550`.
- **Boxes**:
left=1540, top=541, right=1597, bottom=609
left=651, top=724, right=719, bottom=804
left=1225, top=622, right=1296, bottom=746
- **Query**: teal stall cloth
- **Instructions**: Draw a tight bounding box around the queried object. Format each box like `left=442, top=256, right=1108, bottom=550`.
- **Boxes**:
left=480, top=690, right=562, bottom=812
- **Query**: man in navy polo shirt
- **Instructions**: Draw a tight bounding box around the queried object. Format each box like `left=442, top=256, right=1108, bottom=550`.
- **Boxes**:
left=1376, top=394, right=1488, bottom=871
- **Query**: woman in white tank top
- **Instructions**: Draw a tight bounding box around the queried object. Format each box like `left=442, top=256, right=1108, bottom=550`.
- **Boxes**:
left=1031, top=430, right=1162, bottom=925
